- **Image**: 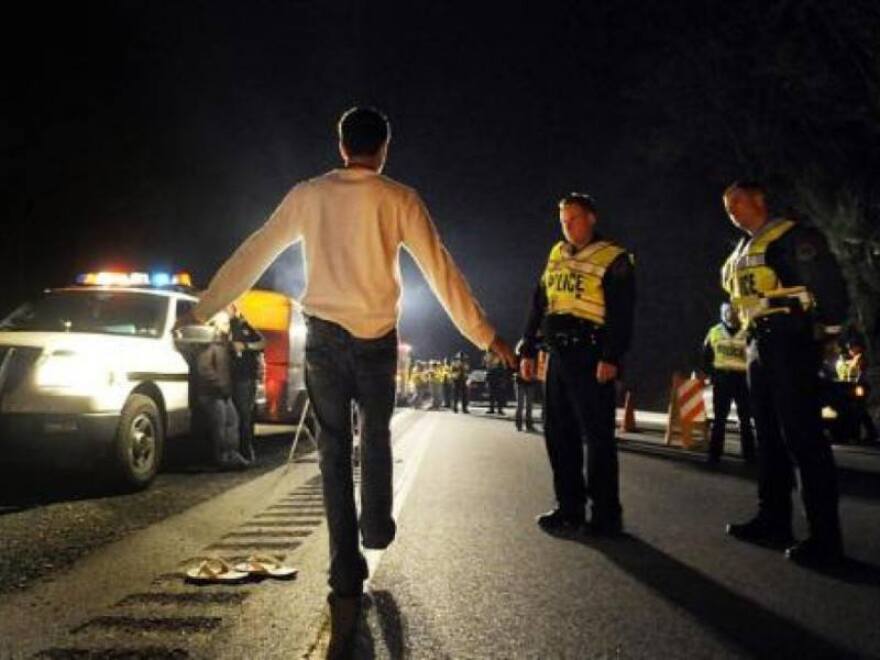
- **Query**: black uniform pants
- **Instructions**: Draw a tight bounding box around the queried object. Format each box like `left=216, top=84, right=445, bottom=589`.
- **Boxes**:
left=709, top=371, right=755, bottom=462
left=748, top=316, right=841, bottom=542
left=231, top=379, right=257, bottom=460
left=543, top=344, right=621, bottom=522
left=452, top=378, right=469, bottom=412
left=487, top=374, right=506, bottom=413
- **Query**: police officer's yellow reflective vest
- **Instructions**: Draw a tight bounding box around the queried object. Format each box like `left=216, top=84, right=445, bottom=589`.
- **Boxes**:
left=721, top=219, right=805, bottom=325
left=836, top=355, right=863, bottom=382
left=542, top=239, right=627, bottom=326
left=706, top=323, right=747, bottom=372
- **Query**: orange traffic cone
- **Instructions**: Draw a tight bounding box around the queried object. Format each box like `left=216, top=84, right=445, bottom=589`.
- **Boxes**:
left=619, top=390, right=636, bottom=432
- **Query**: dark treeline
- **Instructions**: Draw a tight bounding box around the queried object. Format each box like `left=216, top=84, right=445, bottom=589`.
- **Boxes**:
left=5, top=1, right=879, bottom=408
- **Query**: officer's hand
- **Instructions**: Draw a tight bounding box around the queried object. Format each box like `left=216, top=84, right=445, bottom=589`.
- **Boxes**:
left=520, top=358, right=536, bottom=382
left=490, top=335, right=516, bottom=370
left=596, top=361, right=618, bottom=384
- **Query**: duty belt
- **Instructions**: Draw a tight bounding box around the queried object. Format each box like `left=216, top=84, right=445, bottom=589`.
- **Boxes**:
left=545, top=330, right=600, bottom=350
left=740, top=286, right=814, bottom=326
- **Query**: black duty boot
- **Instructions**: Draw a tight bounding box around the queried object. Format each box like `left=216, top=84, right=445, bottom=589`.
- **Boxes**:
left=536, top=508, right=584, bottom=533
left=583, top=516, right=623, bottom=537
left=327, top=593, right=362, bottom=660
left=726, top=515, right=794, bottom=547
left=785, top=536, right=844, bottom=566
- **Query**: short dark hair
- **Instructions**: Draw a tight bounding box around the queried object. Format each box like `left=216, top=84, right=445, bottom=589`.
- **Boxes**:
left=338, top=107, right=390, bottom=157
left=724, top=180, right=766, bottom=198
left=558, top=192, right=598, bottom=216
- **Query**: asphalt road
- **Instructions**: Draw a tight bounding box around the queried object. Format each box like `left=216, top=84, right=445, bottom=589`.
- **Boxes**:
left=350, top=411, right=880, bottom=659
left=0, top=425, right=299, bottom=595
left=1, top=409, right=879, bottom=659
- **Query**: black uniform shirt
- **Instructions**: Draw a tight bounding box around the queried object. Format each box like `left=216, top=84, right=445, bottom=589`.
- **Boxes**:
left=520, top=233, right=636, bottom=366
left=762, top=222, right=849, bottom=327
left=230, top=315, right=265, bottom=380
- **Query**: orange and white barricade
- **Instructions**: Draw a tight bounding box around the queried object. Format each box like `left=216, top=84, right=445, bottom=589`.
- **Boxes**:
left=665, top=372, right=709, bottom=449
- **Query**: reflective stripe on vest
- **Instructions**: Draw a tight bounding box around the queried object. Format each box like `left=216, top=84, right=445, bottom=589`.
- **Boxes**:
left=707, top=323, right=747, bottom=372
left=542, top=240, right=626, bottom=326
left=721, top=220, right=796, bottom=324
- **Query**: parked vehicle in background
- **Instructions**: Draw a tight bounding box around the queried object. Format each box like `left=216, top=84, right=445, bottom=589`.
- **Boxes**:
left=235, top=290, right=307, bottom=423
left=467, top=368, right=488, bottom=402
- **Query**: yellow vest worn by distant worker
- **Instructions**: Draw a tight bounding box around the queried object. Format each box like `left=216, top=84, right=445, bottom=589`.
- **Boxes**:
left=706, top=323, right=747, bottom=372
left=721, top=219, right=812, bottom=325
left=542, top=240, right=626, bottom=326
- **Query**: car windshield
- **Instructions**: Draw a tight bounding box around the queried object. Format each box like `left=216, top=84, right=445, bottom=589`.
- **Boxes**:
left=0, top=290, right=168, bottom=338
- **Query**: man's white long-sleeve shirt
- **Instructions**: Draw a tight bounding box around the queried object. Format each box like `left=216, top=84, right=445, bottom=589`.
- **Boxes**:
left=192, top=167, right=497, bottom=349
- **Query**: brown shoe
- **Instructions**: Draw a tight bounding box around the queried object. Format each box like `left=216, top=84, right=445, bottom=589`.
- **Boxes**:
left=326, top=593, right=362, bottom=659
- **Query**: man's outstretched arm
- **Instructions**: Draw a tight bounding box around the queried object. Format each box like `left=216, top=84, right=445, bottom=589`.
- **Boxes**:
left=401, top=193, right=514, bottom=367
left=187, top=188, right=304, bottom=324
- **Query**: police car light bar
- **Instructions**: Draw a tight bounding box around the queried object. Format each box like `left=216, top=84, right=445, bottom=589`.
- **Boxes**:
left=76, top=271, right=193, bottom=288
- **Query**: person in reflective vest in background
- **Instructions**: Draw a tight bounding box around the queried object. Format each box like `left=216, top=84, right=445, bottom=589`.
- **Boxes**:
left=450, top=351, right=470, bottom=413
left=520, top=192, right=635, bottom=536
left=721, top=180, right=849, bottom=566
left=837, top=337, right=878, bottom=444
left=702, top=302, right=755, bottom=465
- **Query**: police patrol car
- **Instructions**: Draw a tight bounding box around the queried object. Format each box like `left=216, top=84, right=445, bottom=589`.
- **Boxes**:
left=0, top=272, right=201, bottom=489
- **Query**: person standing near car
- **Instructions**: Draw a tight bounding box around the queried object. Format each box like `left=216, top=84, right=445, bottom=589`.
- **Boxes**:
left=228, top=304, right=266, bottom=463
left=180, top=106, right=515, bottom=656
left=702, top=302, right=756, bottom=464
left=193, top=311, right=250, bottom=471
left=520, top=192, right=635, bottom=536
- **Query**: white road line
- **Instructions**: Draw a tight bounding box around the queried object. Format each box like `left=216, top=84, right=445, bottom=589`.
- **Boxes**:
left=363, top=414, right=437, bottom=583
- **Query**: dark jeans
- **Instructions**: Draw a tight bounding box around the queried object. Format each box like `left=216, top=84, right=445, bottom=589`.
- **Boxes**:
left=304, top=316, right=398, bottom=596
left=544, top=344, right=621, bottom=523
left=231, top=379, right=256, bottom=460
left=709, top=371, right=755, bottom=462
left=515, top=380, right=535, bottom=428
left=748, top=314, right=841, bottom=543
left=196, top=394, right=240, bottom=466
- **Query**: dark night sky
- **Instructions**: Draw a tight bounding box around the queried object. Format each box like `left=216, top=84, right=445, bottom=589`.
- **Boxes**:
left=9, top=1, right=794, bottom=408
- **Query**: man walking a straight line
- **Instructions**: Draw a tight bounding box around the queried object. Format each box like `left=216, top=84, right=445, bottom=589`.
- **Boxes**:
left=184, top=107, right=515, bottom=657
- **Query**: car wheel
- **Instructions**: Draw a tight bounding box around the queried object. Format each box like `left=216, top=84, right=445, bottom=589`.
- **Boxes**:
left=110, top=393, right=164, bottom=490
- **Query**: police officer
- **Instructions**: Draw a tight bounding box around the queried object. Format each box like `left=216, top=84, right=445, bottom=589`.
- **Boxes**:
left=229, top=304, right=266, bottom=463
left=702, top=302, right=756, bottom=464
left=838, top=338, right=878, bottom=444
left=520, top=192, right=635, bottom=535
left=450, top=351, right=470, bottom=413
left=442, top=358, right=453, bottom=409
left=484, top=351, right=507, bottom=415
left=721, top=180, right=849, bottom=565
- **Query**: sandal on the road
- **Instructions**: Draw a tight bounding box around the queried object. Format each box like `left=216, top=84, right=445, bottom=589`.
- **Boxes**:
left=234, top=554, right=298, bottom=580
left=185, top=557, right=249, bottom=585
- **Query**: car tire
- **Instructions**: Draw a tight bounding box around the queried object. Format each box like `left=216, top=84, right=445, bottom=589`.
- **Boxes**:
left=109, top=393, right=164, bottom=490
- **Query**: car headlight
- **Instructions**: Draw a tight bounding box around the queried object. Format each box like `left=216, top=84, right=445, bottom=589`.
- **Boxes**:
left=35, top=351, right=114, bottom=391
